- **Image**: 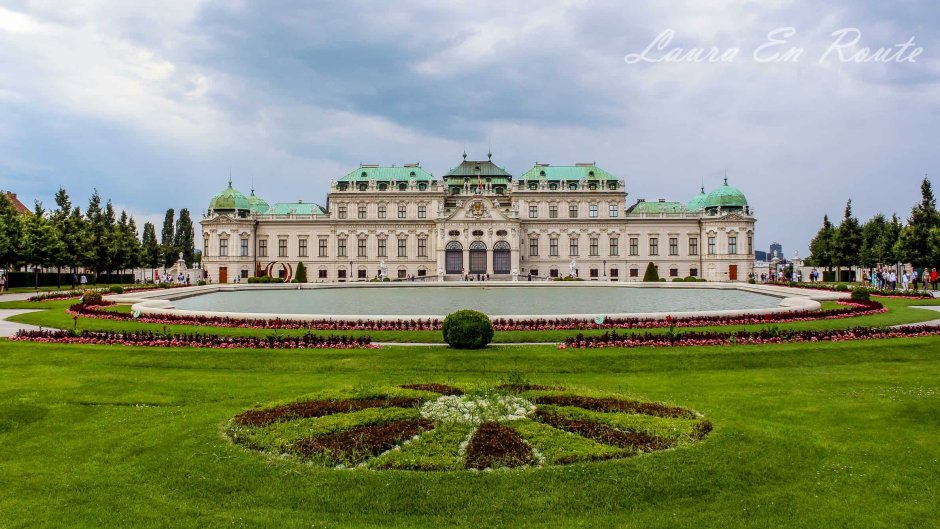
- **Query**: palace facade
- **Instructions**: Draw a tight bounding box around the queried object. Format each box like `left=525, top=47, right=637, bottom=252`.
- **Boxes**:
left=200, top=155, right=756, bottom=283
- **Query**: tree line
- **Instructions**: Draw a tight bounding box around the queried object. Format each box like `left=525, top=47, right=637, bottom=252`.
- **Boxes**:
left=808, top=177, right=940, bottom=273
left=0, top=188, right=196, bottom=284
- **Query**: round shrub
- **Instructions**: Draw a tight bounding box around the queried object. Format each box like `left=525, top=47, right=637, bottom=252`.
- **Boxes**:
left=835, top=284, right=849, bottom=292
left=82, top=291, right=104, bottom=305
left=442, top=310, right=494, bottom=349
left=850, top=287, right=871, bottom=301
left=109, top=285, right=124, bottom=294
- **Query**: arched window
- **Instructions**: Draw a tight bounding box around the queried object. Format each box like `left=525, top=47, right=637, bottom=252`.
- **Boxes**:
left=446, top=241, right=463, bottom=250
left=358, top=183, right=368, bottom=191
left=469, top=241, right=487, bottom=250
left=493, top=241, right=510, bottom=274
left=472, top=230, right=484, bottom=237
left=378, top=182, right=388, bottom=191
left=418, top=183, right=427, bottom=191
left=398, top=182, right=407, bottom=191
left=493, top=241, right=510, bottom=250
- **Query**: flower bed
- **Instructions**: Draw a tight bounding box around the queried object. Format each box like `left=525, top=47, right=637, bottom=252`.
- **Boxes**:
left=224, top=383, right=710, bottom=471
left=66, top=300, right=886, bottom=332
left=11, top=329, right=377, bottom=349
left=559, top=325, right=940, bottom=349
left=27, top=283, right=189, bottom=302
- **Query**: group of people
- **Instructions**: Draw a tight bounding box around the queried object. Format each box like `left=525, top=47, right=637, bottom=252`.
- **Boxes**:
left=865, top=268, right=939, bottom=291
left=158, top=272, right=191, bottom=285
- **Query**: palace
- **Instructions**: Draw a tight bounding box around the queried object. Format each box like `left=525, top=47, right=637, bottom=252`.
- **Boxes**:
left=200, top=154, right=756, bottom=283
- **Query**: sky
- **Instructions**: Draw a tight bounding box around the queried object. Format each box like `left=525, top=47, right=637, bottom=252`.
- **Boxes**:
left=1, top=0, right=938, bottom=257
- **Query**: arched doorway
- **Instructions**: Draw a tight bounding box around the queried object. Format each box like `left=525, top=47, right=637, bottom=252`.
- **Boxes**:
left=493, top=241, right=511, bottom=274
left=445, top=241, right=463, bottom=274
left=469, top=241, right=487, bottom=274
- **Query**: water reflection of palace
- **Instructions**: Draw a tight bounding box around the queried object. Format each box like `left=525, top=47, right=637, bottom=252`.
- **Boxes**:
left=201, top=154, right=755, bottom=283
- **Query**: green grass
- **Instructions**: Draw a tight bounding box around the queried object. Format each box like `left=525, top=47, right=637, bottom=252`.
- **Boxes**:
left=4, top=296, right=940, bottom=343
left=0, top=336, right=938, bottom=527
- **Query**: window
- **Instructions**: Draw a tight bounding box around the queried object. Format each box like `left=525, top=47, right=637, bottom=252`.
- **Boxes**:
left=496, top=230, right=508, bottom=236
left=589, top=204, right=598, bottom=218
left=318, top=269, right=327, bottom=279
left=338, top=268, right=346, bottom=279
left=241, top=269, right=248, bottom=279
left=358, top=238, right=367, bottom=258
left=609, top=204, right=618, bottom=217
left=529, top=268, right=539, bottom=277
left=418, top=183, right=427, bottom=191
left=278, top=239, right=287, bottom=257
left=747, top=235, right=753, bottom=254
left=417, top=238, right=427, bottom=257
left=203, top=237, right=209, bottom=256
left=569, top=238, right=579, bottom=256
left=398, top=238, right=407, bottom=257
left=318, top=239, right=327, bottom=257
left=472, top=230, right=484, bottom=237
left=338, top=205, right=347, bottom=219
left=378, top=205, right=386, bottom=219
left=549, top=183, right=558, bottom=190
left=358, top=269, right=367, bottom=279
left=629, top=238, right=638, bottom=256
left=649, top=237, right=659, bottom=256
left=418, top=269, right=426, bottom=277
left=378, top=182, right=388, bottom=191
left=358, top=205, right=366, bottom=219
left=589, top=237, right=599, bottom=256
left=298, top=238, right=308, bottom=257
left=610, top=268, right=619, bottom=278
left=529, top=238, right=539, bottom=257
left=337, top=238, right=347, bottom=258
left=550, top=268, right=559, bottom=278
left=550, top=238, right=559, bottom=257
left=609, top=237, right=619, bottom=256
left=418, top=205, right=427, bottom=219
left=568, top=182, right=578, bottom=190
left=669, top=237, right=678, bottom=256
left=377, top=238, right=387, bottom=257
left=670, top=268, right=679, bottom=277
left=529, top=205, right=538, bottom=218
left=549, top=205, right=558, bottom=218
left=240, top=238, right=248, bottom=257
left=448, top=230, right=460, bottom=237
left=590, top=268, right=599, bottom=278
left=398, top=204, right=406, bottom=219
left=689, top=238, right=698, bottom=256
left=568, top=204, right=578, bottom=218
left=258, top=239, right=267, bottom=257
left=728, top=236, right=737, bottom=255
left=219, top=238, right=228, bottom=257
left=689, top=268, right=698, bottom=277
left=608, top=181, right=618, bottom=190
left=398, top=182, right=407, bottom=191
left=630, top=268, right=639, bottom=277
left=708, top=236, right=716, bottom=255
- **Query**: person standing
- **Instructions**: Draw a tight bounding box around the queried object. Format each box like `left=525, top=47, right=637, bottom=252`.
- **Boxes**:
left=0, top=273, right=6, bottom=295
left=930, top=268, right=939, bottom=290
left=80, top=274, right=87, bottom=289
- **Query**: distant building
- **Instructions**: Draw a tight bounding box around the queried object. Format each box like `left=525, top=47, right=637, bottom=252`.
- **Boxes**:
left=769, top=242, right=783, bottom=260
left=754, top=250, right=768, bottom=261
left=2, top=192, right=31, bottom=215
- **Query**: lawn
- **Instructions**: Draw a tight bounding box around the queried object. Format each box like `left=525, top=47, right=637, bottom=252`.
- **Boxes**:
left=0, top=336, right=938, bottom=528
left=4, top=296, right=940, bottom=343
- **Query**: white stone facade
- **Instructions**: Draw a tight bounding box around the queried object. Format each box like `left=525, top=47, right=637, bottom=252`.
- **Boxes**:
left=201, top=162, right=756, bottom=283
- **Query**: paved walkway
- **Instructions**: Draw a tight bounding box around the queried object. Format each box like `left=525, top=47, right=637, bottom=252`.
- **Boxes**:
left=0, top=309, right=42, bottom=338
left=893, top=306, right=940, bottom=328
left=0, top=292, right=42, bottom=302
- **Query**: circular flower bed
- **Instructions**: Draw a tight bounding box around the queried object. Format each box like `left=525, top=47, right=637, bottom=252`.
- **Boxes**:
left=225, top=383, right=711, bottom=471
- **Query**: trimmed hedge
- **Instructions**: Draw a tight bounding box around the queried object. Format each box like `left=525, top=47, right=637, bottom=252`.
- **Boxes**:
left=642, top=262, right=659, bottom=282
left=850, top=287, right=871, bottom=301
left=442, top=310, right=494, bottom=349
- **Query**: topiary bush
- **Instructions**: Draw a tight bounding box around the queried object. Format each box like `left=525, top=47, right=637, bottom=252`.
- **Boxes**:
left=850, top=287, right=871, bottom=301
left=642, top=262, right=659, bottom=282
left=442, top=310, right=494, bottom=349
left=82, top=291, right=104, bottom=305
left=294, top=262, right=308, bottom=283
left=108, top=285, right=124, bottom=294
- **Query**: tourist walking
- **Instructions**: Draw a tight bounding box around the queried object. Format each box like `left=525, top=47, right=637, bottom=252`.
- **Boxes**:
left=80, top=274, right=87, bottom=289
left=0, top=273, right=6, bottom=294
left=931, top=268, right=939, bottom=290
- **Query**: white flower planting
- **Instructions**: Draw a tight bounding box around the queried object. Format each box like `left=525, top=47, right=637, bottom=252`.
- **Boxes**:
left=420, top=393, right=536, bottom=424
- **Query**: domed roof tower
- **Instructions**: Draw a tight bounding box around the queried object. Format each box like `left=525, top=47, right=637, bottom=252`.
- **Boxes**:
left=703, top=178, right=748, bottom=213
left=209, top=180, right=251, bottom=216
left=687, top=185, right=708, bottom=212
left=246, top=188, right=270, bottom=214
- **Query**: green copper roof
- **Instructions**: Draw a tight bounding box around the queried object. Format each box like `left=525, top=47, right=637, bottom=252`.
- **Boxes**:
left=209, top=182, right=250, bottom=211
left=704, top=178, right=748, bottom=209
left=444, top=157, right=512, bottom=179
left=339, top=165, right=434, bottom=182
left=247, top=189, right=270, bottom=214
left=269, top=202, right=326, bottom=215
left=519, top=164, right=618, bottom=181
left=627, top=200, right=686, bottom=214
left=687, top=186, right=708, bottom=211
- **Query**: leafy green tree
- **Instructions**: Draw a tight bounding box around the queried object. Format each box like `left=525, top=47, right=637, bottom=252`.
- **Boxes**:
left=66, top=205, right=89, bottom=272
left=161, top=208, right=176, bottom=268
left=174, top=208, right=195, bottom=267
left=859, top=214, right=887, bottom=269
left=49, top=188, right=74, bottom=287
left=141, top=222, right=161, bottom=270
left=642, top=262, right=659, bottom=282
left=833, top=199, right=861, bottom=277
left=0, top=193, right=24, bottom=271
left=112, top=210, right=140, bottom=281
left=897, top=177, right=939, bottom=268
left=22, top=202, right=63, bottom=287
left=85, top=190, right=113, bottom=283
left=294, top=262, right=307, bottom=283
left=881, top=214, right=903, bottom=265
left=808, top=214, right=835, bottom=271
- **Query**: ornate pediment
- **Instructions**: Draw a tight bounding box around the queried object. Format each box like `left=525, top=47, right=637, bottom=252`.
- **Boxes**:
left=445, top=197, right=514, bottom=222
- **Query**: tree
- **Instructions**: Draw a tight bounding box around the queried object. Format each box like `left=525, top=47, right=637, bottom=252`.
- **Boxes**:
left=49, top=188, right=74, bottom=287
left=141, top=222, right=161, bottom=271
left=125, top=216, right=142, bottom=273
left=833, top=199, right=861, bottom=277
left=897, top=177, right=939, bottom=268
left=174, top=208, right=195, bottom=268
left=642, top=262, right=659, bottom=282
left=66, top=206, right=89, bottom=272
left=807, top=214, right=835, bottom=271
left=881, top=214, right=903, bottom=266
left=85, top=190, right=114, bottom=283
left=0, top=193, right=24, bottom=271
left=859, top=214, right=887, bottom=269
left=294, top=262, right=307, bottom=283
left=22, top=202, right=62, bottom=287
left=161, top=208, right=176, bottom=268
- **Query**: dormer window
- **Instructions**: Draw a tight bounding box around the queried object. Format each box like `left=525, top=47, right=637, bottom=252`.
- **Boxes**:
left=378, top=182, right=388, bottom=191
left=588, top=171, right=595, bottom=177
left=361, top=172, right=367, bottom=178
left=549, top=183, right=558, bottom=190
left=589, top=183, right=597, bottom=190
left=528, top=182, right=537, bottom=190
left=410, top=171, right=416, bottom=177
left=418, top=183, right=427, bottom=191
left=358, top=183, right=368, bottom=191
left=539, top=171, right=546, bottom=177
left=398, top=182, right=407, bottom=191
